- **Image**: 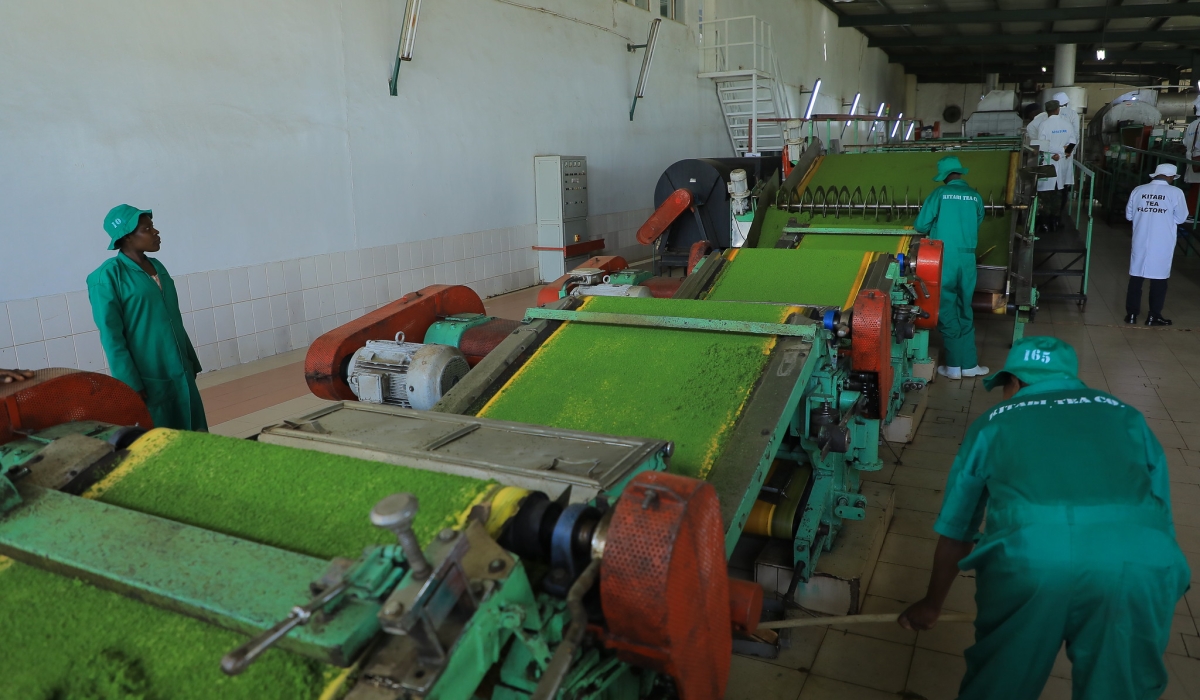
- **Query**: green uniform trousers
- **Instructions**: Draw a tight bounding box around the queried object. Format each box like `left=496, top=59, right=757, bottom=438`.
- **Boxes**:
left=938, top=251, right=978, bottom=369
left=959, top=505, right=1189, bottom=700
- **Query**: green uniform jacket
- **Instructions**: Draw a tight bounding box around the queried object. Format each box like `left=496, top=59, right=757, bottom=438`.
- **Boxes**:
left=913, top=179, right=986, bottom=369
left=934, top=378, right=1189, bottom=698
left=912, top=179, right=985, bottom=246
left=86, top=253, right=208, bottom=431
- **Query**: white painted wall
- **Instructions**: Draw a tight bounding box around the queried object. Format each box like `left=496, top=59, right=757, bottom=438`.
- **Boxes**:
left=0, top=0, right=900, bottom=374
left=720, top=0, right=904, bottom=117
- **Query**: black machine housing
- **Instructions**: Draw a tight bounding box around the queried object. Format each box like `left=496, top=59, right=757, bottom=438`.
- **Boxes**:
left=651, top=157, right=781, bottom=272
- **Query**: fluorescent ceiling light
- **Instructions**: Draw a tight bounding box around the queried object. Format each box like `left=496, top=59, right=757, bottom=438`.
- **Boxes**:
left=891, top=113, right=903, bottom=138
left=1096, top=48, right=1106, bottom=60
left=846, top=93, right=861, bottom=126
left=805, top=79, right=822, bottom=119
left=905, top=122, right=915, bottom=140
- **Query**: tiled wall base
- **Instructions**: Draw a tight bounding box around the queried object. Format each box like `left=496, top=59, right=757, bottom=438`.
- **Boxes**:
left=0, top=208, right=656, bottom=376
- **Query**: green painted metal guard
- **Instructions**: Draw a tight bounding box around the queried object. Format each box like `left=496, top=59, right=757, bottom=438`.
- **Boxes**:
left=0, top=485, right=384, bottom=666
left=522, top=308, right=818, bottom=338
left=425, top=313, right=494, bottom=347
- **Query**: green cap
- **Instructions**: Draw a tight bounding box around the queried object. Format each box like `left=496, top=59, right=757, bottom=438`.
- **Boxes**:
left=983, top=336, right=1079, bottom=391
left=103, top=204, right=152, bottom=250
left=933, top=156, right=969, bottom=182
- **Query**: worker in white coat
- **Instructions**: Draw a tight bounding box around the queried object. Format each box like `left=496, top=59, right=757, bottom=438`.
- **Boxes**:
left=1182, top=95, right=1200, bottom=188
left=1026, top=91, right=1078, bottom=147
left=1126, top=164, right=1190, bottom=326
left=1035, top=100, right=1076, bottom=232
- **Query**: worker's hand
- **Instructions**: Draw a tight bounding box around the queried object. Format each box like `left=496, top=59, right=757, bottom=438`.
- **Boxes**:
left=0, top=369, right=34, bottom=383
left=1051, top=154, right=1060, bottom=161
left=898, top=598, right=943, bottom=631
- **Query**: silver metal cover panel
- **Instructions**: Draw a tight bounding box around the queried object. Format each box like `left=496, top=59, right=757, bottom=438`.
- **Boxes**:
left=257, top=402, right=667, bottom=503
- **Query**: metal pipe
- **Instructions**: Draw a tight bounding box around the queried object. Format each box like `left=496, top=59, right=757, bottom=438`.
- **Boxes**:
left=530, top=558, right=602, bottom=700
left=1054, top=44, right=1076, bottom=87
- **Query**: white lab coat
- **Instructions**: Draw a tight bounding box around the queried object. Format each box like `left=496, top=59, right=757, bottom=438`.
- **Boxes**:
left=1184, top=118, right=1200, bottom=185
left=1029, top=110, right=1080, bottom=186
left=1126, top=180, right=1190, bottom=279
left=1026, top=112, right=1047, bottom=140
left=1036, top=115, right=1076, bottom=192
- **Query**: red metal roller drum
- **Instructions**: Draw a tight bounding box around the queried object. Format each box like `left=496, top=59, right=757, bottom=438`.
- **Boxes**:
left=0, top=369, right=153, bottom=446
left=636, top=188, right=694, bottom=245
left=458, top=319, right=521, bottom=366
left=851, top=289, right=894, bottom=419
left=304, top=284, right=486, bottom=400
left=601, top=471, right=732, bottom=700
left=913, top=239, right=943, bottom=330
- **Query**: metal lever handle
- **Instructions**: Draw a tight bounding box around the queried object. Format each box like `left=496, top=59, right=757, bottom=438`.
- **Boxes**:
left=915, top=277, right=929, bottom=299
left=221, top=582, right=347, bottom=676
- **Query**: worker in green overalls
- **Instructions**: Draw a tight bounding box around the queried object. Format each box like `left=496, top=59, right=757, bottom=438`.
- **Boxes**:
left=87, top=205, right=208, bottom=431
left=914, top=156, right=988, bottom=380
left=898, top=336, right=1189, bottom=699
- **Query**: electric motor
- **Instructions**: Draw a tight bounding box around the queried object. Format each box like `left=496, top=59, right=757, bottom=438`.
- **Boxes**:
left=346, top=333, right=470, bottom=410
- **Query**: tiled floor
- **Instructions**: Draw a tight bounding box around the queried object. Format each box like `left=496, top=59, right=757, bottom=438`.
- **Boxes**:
left=726, top=217, right=1200, bottom=699
left=198, top=286, right=544, bottom=437
left=191, top=219, right=1200, bottom=698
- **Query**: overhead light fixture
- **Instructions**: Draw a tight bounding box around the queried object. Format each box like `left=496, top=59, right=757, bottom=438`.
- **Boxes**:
left=805, top=79, right=823, bottom=120
left=846, top=93, right=861, bottom=126
left=905, top=121, right=916, bottom=140
left=876, top=103, right=886, bottom=118
left=1096, top=48, right=1106, bottom=60
left=1041, top=66, right=1047, bottom=73
left=890, top=113, right=903, bottom=138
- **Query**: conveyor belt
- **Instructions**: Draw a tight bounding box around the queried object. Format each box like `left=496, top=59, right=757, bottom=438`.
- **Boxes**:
left=708, top=236, right=907, bottom=309
left=477, top=296, right=798, bottom=480
left=766, top=151, right=1014, bottom=267
left=0, top=429, right=492, bottom=700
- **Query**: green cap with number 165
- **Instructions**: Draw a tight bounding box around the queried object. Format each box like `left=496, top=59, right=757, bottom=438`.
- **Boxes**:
left=983, top=336, right=1079, bottom=391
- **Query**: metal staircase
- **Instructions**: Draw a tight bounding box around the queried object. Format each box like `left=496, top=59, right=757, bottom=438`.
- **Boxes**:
left=699, top=16, right=791, bottom=155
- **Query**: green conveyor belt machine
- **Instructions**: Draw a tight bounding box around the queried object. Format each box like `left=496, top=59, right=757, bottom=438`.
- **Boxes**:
left=0, top=397, right=760, bottom=699
left=754, top=139, right=1044, bottom=339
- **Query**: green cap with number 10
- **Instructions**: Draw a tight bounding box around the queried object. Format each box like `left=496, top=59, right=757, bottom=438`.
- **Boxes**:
left=983, top=336, right=1079, bottom=391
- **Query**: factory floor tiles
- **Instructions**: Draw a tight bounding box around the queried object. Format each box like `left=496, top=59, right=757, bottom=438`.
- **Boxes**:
left=727, top=216, right=1200, bottom=699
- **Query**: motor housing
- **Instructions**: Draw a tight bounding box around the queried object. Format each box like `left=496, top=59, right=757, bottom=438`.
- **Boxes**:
left=346, top=335, right=469, bottom=410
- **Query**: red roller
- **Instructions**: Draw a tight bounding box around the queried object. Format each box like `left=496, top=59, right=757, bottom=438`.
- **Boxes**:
left=913, top=238, right=943, bottom=330
left=0, top=369, right=152, bottom=445
left=851, top=289, right=893, bottom=419
left=728, top=579, right=764, bottom=635
left=636, top=188, right=694, bottom=245
left=304, top=285, right=486, bottom=400
left=643, top=277, right=684, bottom=298
left=601, top=471, right=732, bottom=700
left=458, top=319, right=521, bottom=366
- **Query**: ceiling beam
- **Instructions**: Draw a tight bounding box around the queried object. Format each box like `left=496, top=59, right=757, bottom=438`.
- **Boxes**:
left=891, top=49, right=1196, bottom=66
left=870, top=29, right=1200, bottom=47
left=841, top=3, right=1200, bottom=27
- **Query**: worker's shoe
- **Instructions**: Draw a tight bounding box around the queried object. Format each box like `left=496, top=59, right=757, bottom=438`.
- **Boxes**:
left=961, top=365, right=991, bottom=377
left=1124, top=313, right=1138, bottom=324
left=1146, top=316, right=1173, bottom=327
left=937, top=366, right=962, bottom=380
